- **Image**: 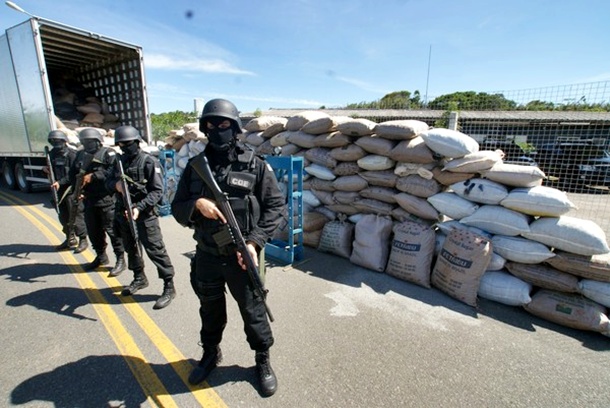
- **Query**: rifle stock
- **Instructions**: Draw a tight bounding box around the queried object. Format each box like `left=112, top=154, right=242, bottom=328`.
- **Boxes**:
left=44, top=146, right=60, bottom=214
left=191, top=153, right=274, bottom=322
left=118, top=158, right=143, bottom=259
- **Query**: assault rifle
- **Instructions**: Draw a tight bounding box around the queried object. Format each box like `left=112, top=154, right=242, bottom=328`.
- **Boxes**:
left=67, top=153, right=93, bottom=243
left=44, top=146, right=60, bottom=214
left=191, top=154, right=274, bottom=322
left=118, top=158, right=143, bottom=259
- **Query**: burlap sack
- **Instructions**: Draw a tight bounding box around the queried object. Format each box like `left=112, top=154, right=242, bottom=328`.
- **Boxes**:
left=318, top=220, right=355, bottom=258
left=354, top=136, right=397, bottom=156
left=330, top=144, right=367, bottom=161
left=385, top=220, right=436, bottom=288
left=305, top=147, right=338, bottom=169
left=480, top=162, right=545, bottom=188
left=301, top=116, right=336, bottom=135
left=374, top=120, right=429, bottom=140
left=303, top=212, right=330, bottom=232
left=336, top=118, right=377, bottom=136
left=286, top=111, right=330, bottom=131
left=333, top=191, right=361, bottom=205
left=303, top=229, right=323, bottom=248
left=359, top=186, right=399, bottom=204
left=352, top=198, right=394, bottom=216
left=332, top=175, right=368, bottom=192
left=261, top=122, right=287, bottom=138
left=350, top=214, right=394, bottom=272
left=524, top=290, right=610, bottom=334
left=309, top=177, right=336, bottom=192
left=313, top=131, right=352, bottom=148
left=358, top=170, right=397, bottom=188
left=545, top=251, right=610, bottom=282
left=287, top=131, right=318, bottom=148
left=270, top=131, right=291, bottom=147
left=333, top=162, right=360, bottom=176
left=431, top=228, right=492, bottom=307
left=310, top=189, right=334, bottom=206
left=505, top=262, right=580, bottom=293
left=388, top=137, right=436, bottom=163
left=395, top=174, right=442, bottom=198
left=245, top=116, right=287, bottom=132
left=394, top=193, right=439, bottom=221
left=432, top=166, right=475, bottom=186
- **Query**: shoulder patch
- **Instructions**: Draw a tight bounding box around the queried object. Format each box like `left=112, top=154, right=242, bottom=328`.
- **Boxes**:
left=108, top=150, right=116, bottom=156
left=155, top=167, right=161, bottom=174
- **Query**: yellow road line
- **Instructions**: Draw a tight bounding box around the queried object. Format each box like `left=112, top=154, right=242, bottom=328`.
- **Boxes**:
left=0, top=191, right=177, bottom=407
left=0, top=191, right=227, bottom=408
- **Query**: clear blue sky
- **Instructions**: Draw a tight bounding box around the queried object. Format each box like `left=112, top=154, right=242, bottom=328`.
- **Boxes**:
left=2, top=0, right=609, bottom=114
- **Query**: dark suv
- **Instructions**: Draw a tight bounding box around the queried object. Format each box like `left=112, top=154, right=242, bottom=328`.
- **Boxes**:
left=479, top=140, right=538, bottom=166
left=536, top=140, right=610, bottom=188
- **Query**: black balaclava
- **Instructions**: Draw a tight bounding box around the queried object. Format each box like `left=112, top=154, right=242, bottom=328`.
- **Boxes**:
left=82, top=139, right=100, bottom=154
left=120, top=140, right=140, bottom=157
left=206, top=117, right=237, bottom=152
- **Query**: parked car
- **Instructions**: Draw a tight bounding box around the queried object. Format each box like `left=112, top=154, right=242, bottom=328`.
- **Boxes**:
left=536, top=140, right=610, bottom=188
left=479, top=140, right=538, bottom=166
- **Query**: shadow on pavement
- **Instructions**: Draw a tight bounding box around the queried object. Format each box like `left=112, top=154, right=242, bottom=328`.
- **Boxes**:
left=0, top=243, right=58, bottom=260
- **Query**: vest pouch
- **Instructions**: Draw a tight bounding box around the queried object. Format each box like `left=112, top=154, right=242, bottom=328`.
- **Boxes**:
left=227, top=171, right=256, bottom=193
left=228, top=196, right=250, bottom=232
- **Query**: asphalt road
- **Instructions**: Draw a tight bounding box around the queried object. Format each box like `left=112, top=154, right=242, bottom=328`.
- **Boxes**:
left=1, top=187, right=610, bottom=408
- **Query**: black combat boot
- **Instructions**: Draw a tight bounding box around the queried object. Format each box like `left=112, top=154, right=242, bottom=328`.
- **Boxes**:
left=188, top=345, right=222, bottom=385
left=255, top=350, right=277, bottom=397
left=121, top=270, right=149, bottom=296
left=153, top=279, right=176, bottom=310
left=108, top=255, right=126, bottom=277
left=85, top=252, right=109, bottom=271
left=56, top=235, right=77, bottom=251
left=73, top=236, right=88, bottom=254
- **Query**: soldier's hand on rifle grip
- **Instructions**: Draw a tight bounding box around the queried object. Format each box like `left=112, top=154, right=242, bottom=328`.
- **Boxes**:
left=132, top=207, right=140, bottom=221
left=51, top=181, right=59, bottom=190
left=82, top=173, right=93, bottom=187
left=237, top=242, right=259, bottom=271
left=195, top=197, right=227, bottom=223
left=115, top=180, right=124, bottom=195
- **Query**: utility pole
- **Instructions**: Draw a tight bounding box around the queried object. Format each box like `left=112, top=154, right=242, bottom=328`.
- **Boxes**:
left=424, top=45, right=432, bottom=107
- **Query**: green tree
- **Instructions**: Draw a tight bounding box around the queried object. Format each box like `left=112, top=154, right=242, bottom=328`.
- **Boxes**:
left=345, top=90, right=424, bottom=109
left=150, top=110, right=196, bottom=142
left=428, top=91, right=517, bottom=110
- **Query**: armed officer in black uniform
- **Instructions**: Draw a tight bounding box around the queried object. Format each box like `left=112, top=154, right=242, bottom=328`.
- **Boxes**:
left=46, top=130, right=88, bottom=253
left=171, top=99, right=285, bottom=397
left=70, top=128, right=125, bottom=275
left=105, top=125, right=177, bottom=310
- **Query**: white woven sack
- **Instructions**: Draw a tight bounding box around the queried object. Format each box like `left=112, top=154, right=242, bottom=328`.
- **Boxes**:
left=500, top=186, right=576, bottom=217
left=442, top=150, right=502, bottom=173
left=450, top=178, right=509, bottom=205
left=374, top=119, right=429, bottom=140
left=478, top=271, right=532, bottom=306
left=303, top=190, right=322, bottom=207
left=388, top=137, right=436, bottom=164
left=427, top=192, right=479, bottom=220
left=354, top=136, right=397, bottom=156
left=357, top=155, right=395, bottom=171
left=480, top=162, right=545, bottom=188
left=460, top=205, right=531, bottom=236
left=491, top=235, right=555, bottom=264
left=419, top=128, right=479, bottom=158
left=487, top=252, right=506, bottom=271
left=313, top=132, right=351, bottom=148
left=304, top=163, right=336, bottom=181
left=523, top=216, right=610, bottom=256
left=579, top=280, right=610, bottom=308
left=350, top=214, right=394, bottom=272
left=270, top=131, right=291, bottom=147
left=336, top=118, right=377, bottom=136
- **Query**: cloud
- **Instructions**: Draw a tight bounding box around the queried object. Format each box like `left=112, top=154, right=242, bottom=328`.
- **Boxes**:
left=334, top=75, right=390, bottom=95
left=146, top=53, right=255, bottom=75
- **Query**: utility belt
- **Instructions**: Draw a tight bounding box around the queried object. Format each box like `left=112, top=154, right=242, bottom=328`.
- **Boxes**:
left=197, top=242, right=236, bottom=257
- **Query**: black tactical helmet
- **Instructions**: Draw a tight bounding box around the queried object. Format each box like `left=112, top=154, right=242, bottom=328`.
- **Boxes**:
left=199, top=98, right=242, bottom=133
left=47, top=130, right=68, bottom=143
left=114, top=125, right=142, bottom=144
left=78, top=128, right=104, bottom=143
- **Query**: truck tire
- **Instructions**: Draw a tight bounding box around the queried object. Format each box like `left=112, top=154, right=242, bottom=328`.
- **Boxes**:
left=1, top=161, right=18, bottom=190
left=15, top=162, right=33, bottom=193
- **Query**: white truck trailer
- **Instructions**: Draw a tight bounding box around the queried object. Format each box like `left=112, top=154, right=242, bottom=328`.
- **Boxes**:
left=0, top=16, right=151, bottom=192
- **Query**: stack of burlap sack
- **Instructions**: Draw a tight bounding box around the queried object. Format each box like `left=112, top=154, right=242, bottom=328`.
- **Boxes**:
left=240, top=110, right=610, bottom=338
